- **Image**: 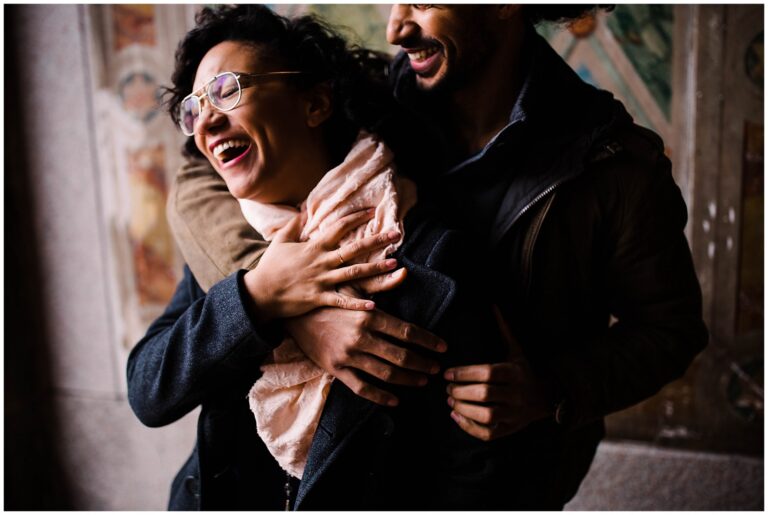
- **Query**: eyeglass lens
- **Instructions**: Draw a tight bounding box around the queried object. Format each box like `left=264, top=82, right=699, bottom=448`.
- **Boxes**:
left=180, top=96, right=200, bottom=136
left=210, top=73, right=240, bottom=110
left=179, top=73, right=241, bottom=136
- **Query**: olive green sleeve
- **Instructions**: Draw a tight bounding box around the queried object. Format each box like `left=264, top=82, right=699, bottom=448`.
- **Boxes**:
left=166, top=156, right=268, bottom=292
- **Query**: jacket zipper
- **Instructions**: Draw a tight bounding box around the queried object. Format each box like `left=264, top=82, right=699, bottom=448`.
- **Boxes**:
left=513, top=140, right=621, bottom=297
left=514, top=179, right=563, bottom=231
left=501, top=178, right=566, bottom=293
left=521, top=191, right=557, bottom=298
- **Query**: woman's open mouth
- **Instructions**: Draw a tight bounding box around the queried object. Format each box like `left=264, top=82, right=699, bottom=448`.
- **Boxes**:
left=213, top=139, right=253, bottom=168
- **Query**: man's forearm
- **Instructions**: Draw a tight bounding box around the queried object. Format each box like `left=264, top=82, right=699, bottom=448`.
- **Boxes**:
left=167, top=156, right=268, bottom=292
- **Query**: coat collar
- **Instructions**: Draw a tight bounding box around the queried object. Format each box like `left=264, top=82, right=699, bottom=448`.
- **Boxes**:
left=391, top=26, right=621, bottom=151
left=391, top=26, right=634, bottom=248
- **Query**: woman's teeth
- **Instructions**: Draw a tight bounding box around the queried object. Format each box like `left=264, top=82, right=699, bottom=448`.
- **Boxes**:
left=213, top=139, right=249, bottom=160
left=407, top=46, right=439, bottom=62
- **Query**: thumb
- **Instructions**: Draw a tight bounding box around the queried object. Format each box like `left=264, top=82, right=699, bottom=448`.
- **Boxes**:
left=272, top=214, right=303, bottom=243
left=492, top=304, right=525, bottom=361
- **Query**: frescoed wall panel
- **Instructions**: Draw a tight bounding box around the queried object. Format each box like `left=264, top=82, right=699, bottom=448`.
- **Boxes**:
left=84, top=5, right=195, bottom=390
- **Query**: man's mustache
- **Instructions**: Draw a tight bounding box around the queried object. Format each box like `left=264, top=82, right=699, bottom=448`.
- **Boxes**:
left=398, top=37, right=442, bottom=50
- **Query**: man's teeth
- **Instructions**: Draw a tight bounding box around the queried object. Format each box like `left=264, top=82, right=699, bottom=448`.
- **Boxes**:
left=213, top=139, right=249, bottom=158
left=407, top=46, right=439, bottom=62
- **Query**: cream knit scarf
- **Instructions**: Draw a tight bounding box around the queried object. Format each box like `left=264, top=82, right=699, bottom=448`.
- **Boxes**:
left=240, top=132, right=417, bottom=478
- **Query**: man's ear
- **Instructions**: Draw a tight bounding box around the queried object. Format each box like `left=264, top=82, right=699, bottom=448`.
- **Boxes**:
left=305, top=81, right=333, bottom=128
left=497, top=5, right=522, bottom=20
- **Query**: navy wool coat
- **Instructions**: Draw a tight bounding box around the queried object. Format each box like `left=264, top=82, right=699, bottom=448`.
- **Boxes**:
left=127, top=206, right=521, bottom=510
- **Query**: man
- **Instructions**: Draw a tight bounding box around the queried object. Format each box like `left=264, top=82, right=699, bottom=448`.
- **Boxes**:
left=166, top=5, right=707, bottom=508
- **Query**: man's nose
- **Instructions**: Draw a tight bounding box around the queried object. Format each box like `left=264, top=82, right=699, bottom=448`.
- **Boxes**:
left=386, top=4, right=415, bottom=45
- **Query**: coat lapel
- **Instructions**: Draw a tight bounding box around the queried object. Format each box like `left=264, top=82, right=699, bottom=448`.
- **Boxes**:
left=295, top=256, right=456, bottom=509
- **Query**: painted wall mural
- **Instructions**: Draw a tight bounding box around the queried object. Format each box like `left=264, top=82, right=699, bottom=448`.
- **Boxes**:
left=112, top=4, right=156, bottom=50
left=274, top=4, right=394, bottom=53
left=545, top=6, right=673, bottom=146
left=605, top=5, right=673, bottom=118
left=126, top=145, right=178, bottom=306
left=85, top=5, right=193, bottom=359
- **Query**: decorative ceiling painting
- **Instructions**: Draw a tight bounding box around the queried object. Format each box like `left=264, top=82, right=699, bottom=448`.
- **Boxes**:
left=545, top=6, right=674, bottom=147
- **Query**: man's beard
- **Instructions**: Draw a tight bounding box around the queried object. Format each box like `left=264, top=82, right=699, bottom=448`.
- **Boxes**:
left=415, top=36, right=496, bottom=97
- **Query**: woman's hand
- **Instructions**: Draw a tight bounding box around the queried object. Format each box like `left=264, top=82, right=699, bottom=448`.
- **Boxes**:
left=244, top=208, right=404, bottom=321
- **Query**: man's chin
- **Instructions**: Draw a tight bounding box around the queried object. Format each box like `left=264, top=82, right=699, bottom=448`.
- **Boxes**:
left=414, top=73, right=443, bottom=93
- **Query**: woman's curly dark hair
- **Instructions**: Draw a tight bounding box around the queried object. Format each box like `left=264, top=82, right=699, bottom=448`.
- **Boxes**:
left=523, top=5, right=614, bottom=26
left=166, top=5, right=394, bottom=163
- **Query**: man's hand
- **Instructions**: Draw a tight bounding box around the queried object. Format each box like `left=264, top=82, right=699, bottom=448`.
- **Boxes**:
left=444, top=308, right=554, bottom=441
left=285, top=308, right=447, bottom=406
left=444, top=360, right=553, bottom=441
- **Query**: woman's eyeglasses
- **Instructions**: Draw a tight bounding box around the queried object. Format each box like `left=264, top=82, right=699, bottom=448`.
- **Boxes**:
left=179, top=71, right=303, bottom=136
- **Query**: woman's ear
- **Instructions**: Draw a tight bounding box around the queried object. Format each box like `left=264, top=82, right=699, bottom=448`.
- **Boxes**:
left=305, top=82, right=333, bottom=128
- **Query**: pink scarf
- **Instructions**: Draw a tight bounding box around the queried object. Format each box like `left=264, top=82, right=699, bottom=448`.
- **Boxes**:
left=240, top=132, right=417, bottom=478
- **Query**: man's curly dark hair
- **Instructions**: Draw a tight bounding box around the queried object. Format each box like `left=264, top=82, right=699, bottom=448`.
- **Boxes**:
left=166, top=5, right=393, bottom=163
left=523, top=5, right=614, bottom=25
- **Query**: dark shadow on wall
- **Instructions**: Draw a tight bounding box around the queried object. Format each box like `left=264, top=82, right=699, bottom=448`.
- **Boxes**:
left=4, top=6, right=74, bottom=509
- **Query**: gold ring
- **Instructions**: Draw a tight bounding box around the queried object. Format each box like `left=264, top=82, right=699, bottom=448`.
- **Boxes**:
left=337, top=248, right=346, bottom=265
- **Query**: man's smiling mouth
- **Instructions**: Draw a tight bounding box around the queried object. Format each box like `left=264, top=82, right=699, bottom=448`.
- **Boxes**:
left=407, top=45, right=440, bottom=62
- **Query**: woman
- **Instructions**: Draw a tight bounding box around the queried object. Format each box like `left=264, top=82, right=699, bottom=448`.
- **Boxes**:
left=127, top=5, right=509, bottom=510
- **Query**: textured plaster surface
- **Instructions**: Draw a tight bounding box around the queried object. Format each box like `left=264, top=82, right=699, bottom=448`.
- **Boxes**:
left=14, top=5, right=117, bottom=394
left=56, top=395, right=198, bottom=510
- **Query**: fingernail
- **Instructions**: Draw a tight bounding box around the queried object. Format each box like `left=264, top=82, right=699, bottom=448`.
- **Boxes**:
left=445, top=385, right=452, bottom=395
left=385, top=258, right=397, bottom=269
left=430, top=364, right=440, bottom=374
left=444, top=370, right=455, bottom=381
left=447, top=396, right=455, bottom=407
left=450, top=411, right=461, bottom=422
left=367, top=207, right=376, bottom=214
left=387, top=231, right=401, bottom=241
left=419, top=376, right=428, bottom=386
left=437, top=342, right=448, bottom=353
left=364, top=301, right=375, bottom=310
left=387, top=397, right=399, bottom=407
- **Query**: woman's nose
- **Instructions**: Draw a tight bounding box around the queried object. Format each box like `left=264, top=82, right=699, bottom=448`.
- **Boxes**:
left=386, top=4, right=415, bottom=45
left=196, top=100, right=226, bottom=134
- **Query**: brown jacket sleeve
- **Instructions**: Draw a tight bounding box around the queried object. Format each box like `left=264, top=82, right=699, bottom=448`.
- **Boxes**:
left=167, top=156, right=268, bottom=292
